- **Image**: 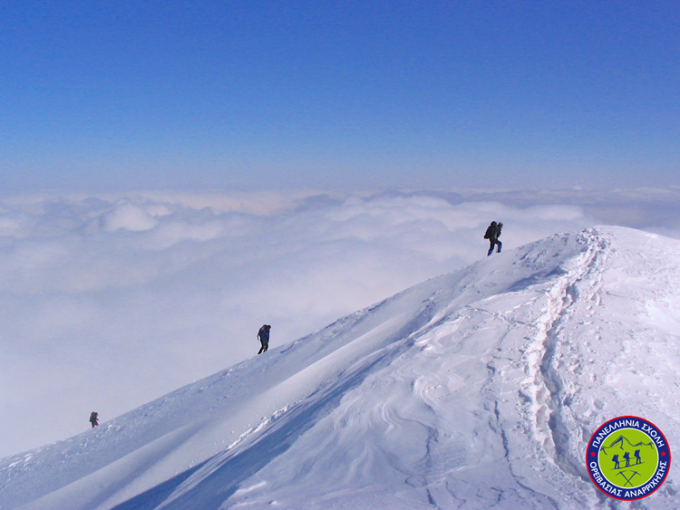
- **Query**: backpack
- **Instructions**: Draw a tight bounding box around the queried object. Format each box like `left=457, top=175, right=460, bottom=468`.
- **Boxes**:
left=483, top=222, right=497, bottom=239
left=258, top=325, right=270, bottom=341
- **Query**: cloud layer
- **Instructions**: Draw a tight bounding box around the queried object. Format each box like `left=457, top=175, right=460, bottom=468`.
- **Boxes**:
left=1, top=188, right=679, bottom=457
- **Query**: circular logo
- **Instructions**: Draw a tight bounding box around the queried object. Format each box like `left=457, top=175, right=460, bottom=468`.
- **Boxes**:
left=587, top=416, right=671, bottom=501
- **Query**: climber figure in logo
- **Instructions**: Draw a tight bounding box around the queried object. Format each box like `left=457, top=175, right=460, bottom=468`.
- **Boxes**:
left=612, top=454, right=620, bottom=470
left=623, top=451, right=631, bottom=467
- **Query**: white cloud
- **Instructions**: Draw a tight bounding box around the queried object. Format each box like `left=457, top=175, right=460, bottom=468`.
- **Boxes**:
left=0, top=188, right=678, bottom=458
left=100, top=201, right=158, bottom=232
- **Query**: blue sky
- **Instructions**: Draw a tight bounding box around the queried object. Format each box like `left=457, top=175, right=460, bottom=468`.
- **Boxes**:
left=1, top=1, right=679, bottom=193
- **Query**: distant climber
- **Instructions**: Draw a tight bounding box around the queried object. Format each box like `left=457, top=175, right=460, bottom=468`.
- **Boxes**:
left=89, top=411, right=99, bottom=428
left=258, top=324, right=271, bottom=354
left=484, top=221, right=503, bottom=256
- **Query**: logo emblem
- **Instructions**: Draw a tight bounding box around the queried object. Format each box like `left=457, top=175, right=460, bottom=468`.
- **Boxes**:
left=587, top=416, right=671, bottom=500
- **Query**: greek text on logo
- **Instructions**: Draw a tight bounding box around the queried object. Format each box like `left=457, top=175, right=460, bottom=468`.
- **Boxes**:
left=587, top=416, right=671, bottom=501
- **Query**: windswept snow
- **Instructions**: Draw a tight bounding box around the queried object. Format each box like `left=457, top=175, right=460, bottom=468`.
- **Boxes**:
left=1, top=226, right=679, bottom=509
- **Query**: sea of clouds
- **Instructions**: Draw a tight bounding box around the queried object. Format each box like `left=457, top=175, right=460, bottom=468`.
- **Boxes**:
left=1, top=188, right=679, bottom=457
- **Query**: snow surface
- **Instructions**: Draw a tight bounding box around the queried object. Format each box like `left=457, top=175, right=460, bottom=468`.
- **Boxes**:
left=1, top=226, right=679, bottom=510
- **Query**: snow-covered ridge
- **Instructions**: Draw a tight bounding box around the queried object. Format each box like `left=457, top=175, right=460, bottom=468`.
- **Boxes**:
left=1, top=226, right=679, bottom=509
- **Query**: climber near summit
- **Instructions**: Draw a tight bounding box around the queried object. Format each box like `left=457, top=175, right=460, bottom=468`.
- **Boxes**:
left=483, top=221, right=503, bottom=256
left=258, top=324, right=271, bottom=354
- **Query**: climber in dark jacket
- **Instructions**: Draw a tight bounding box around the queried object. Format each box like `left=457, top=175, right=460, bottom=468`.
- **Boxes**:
left=258, top=324, right=271, bottom=354
left=484, top=221, right=503, bottom=256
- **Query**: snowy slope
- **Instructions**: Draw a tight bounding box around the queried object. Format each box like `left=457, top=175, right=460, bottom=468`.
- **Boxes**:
left=1, top=226, right=679, bottom=510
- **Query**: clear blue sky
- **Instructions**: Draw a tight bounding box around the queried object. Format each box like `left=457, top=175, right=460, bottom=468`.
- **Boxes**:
left=1, top=1, right=678, bottom=193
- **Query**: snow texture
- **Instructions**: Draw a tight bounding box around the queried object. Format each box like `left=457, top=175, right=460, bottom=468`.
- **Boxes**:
left=1, top=226, right=679, bottom=509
